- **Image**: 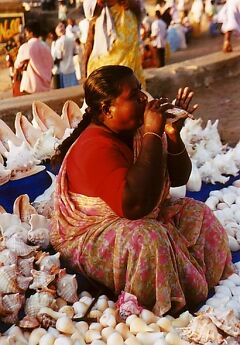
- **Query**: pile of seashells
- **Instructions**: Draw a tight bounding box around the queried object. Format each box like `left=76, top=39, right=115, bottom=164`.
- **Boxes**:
left=0, top=100, right=83, bottom=185
left=205, top=179, right=240, bottom=251
left=181, top=118, right=240, bottom=191
left=0, top=195, right=240, bottom=344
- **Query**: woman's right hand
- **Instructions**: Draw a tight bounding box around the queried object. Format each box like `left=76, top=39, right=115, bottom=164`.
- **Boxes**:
left=143, top=99, right=174, bottom=136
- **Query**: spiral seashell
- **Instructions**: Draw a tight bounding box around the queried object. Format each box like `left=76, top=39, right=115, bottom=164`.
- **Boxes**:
left=13, top=194, right=37, bottom=224
left=0, top=213, right=21, bottom=231
left=157, top=317, right=172, bottom=332
left=2, top=224, right=28, bottom=243
left=25, top=292, right=57, bottom=317
left=0, top=264, right=19, bottom=293
left=2, top=293, right=25, bottom=324
left=58, top=305, right=75, bottom=318
left=17, top=275, right=33, bottom=291
left=73, top=301, right=88, bottom=318
left=106, top=332, right=124, bottom=345
left=18, top=256, right=35, bottom=277
left=6, top=235, right=39, bottom=257
left=74, top=320, right=89, bottom=335
left=39, top=333, right=56, bottom=345
left=0, top=248, right=17, bottom=266
left=115, top=323, right=131, bottom=340
left=19, top=315, right=40, bottom=329
left=28, top=228, right=50, bottom=250
left=56, top=269, right=78, bottom=303
left=100, top=313, right=116, bottom=328
left=38, top=306, right=67, bottom=320
left=37, top=313, right=57, bottom=329
left=140, top=309, right=158, bottom=325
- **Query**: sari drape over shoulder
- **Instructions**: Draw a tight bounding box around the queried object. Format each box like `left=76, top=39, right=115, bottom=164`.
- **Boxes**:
left=50, top=129, right=233, bottom=316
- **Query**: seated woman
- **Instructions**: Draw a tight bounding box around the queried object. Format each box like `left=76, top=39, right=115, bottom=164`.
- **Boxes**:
left=50, top=65, right=233, bottom=316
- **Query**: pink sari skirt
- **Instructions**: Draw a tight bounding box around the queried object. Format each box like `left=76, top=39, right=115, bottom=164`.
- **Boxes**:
left=51, top=192, right=233, bottom=316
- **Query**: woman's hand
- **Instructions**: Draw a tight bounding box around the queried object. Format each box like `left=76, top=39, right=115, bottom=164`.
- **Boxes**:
left=175, top=86, right=198, bottom=114
left=165, top=87, right=198, bottom=136
left=143, top=98, right=174, bottom=136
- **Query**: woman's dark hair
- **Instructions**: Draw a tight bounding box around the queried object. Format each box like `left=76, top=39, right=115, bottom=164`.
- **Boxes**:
left=25, top=21, right=41, bottom=37
left=51, top=65, right=134, bottom=166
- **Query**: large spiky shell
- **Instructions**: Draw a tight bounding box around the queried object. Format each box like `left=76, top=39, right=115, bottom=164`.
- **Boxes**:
left=25, top=292, right=57, bottom=317
left=28, top=214, right=50, bottom=249
left=0, top=119, right=22, bottom=156
left=5, top=141, right=45, bottom=180
left=61, top=100, right=83, bottom=128
left=0, top=213, right=21, bottom=231
left=2, top=224, right=28, bottom=242
left=32, top=128, right=60, bottom=161
left=19, top=315, right=40, bottom=329
left=15, top=112, right=42, bottom=148
left=13, top=194, right=37, bottom=224
left=32, top=101, right=67, bottom=139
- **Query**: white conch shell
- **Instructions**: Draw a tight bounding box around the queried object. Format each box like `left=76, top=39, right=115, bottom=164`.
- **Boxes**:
left=15, top=112, right=42, bottom=148
left=25, top=292, right=57, bottom=317
left=186, top=159, right=202, bottom=192
left=13, top=194, right=37, bottom=224
left=0, top=264, right=19, bottom=293
left=0, top=119, right=22, bottom=156
left=29, top=269, right=55, bottom=290
left=33, top=128, right=60, bottom=161
left=35, top=251, right=61, bottom=273
left=32, top=101, right=67, bottom=139
left=180, top=314, right=223, bottom=344
left=61, top=100, right=83, bottom=128
left=56, top=269, right=78, bottom=303
left=202, top=307, right=240, bottom=337
left=5, top=141, right=45, bottom=180
left=0, top=161, right=11, bottom=186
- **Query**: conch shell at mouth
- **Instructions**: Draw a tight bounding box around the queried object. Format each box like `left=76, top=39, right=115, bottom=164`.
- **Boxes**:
left=15, top=112, right=42, bottom=148
left=0, top=119, right=22, bottom=156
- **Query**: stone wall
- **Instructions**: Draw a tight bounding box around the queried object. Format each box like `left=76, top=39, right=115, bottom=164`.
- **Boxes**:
left=0, top=49, right=240, bottom=130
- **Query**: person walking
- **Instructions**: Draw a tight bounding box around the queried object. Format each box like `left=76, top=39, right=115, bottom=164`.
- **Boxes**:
left=14, top=21, right=53, bottom=95
left=218, top=0, right=240, bottom=52
left=82, top=0, right=145, bottom=87
left=151, top=10, right=167, bottom=67
left=53, top=22, right=78, bottom=88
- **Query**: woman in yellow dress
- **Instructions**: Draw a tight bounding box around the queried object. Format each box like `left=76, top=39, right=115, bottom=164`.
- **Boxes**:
left=82, top=0, right=145, bottom=87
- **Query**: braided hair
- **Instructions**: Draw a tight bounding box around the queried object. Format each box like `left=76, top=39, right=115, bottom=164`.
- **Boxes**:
left=51, top=65, right=134, bottom=166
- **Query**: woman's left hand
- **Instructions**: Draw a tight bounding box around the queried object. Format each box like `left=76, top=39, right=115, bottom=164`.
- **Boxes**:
left=165, top=87, right=198, bottom=136
left=175, top=86, right=198, bottom=114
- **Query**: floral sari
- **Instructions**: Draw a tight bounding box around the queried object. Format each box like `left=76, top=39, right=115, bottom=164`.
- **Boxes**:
left=50, top=130, right=233, bottom=316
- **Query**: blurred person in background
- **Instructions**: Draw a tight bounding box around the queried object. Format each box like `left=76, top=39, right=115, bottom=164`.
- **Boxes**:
left=53, top=22, right=79, bottom=88
left=14, top=21, right=53, bottom=95
left=82, top=0, right=145, bottom=87
left=151, top=10, right=167, bottom=67
left=217, top=0, right=240, bottom=52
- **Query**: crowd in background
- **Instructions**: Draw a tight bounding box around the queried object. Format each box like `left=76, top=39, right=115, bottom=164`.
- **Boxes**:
left=6, top=0, right=240, bottom=96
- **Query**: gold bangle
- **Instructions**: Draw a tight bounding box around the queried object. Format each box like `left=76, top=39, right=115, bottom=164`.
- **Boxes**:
left=168, top=147, right=186, bottom=156
left=143, top=132, right=162, bottom=140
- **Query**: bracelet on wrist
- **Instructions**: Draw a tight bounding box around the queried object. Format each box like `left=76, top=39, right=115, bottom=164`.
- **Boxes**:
left=143, top=132, right=162, bottom=140
left=167, top=147, right=186, bottom=156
